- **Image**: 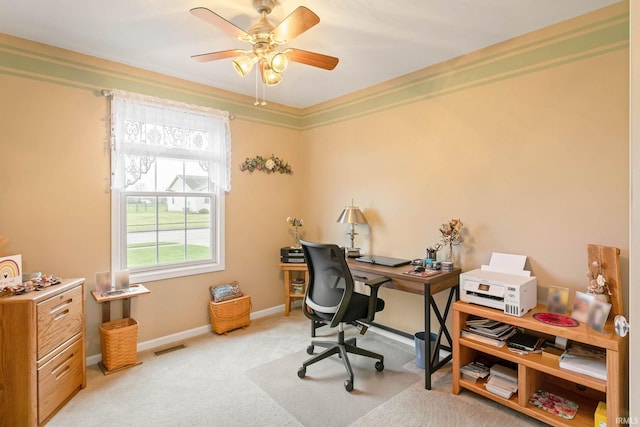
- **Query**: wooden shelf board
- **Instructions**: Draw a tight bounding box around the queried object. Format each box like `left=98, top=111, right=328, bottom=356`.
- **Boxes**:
left=459, top=337, right=606, bottom=392
left=460, top=378, right=600, bottom=427
left=454, top=302, right=622, bottom=352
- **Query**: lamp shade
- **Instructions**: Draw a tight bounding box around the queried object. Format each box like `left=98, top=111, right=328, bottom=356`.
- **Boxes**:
left=232, top=54, right=257, bottom=77
left=337, top=206, right=367, bottom=225
left=261, top=64, right=282, bottom=86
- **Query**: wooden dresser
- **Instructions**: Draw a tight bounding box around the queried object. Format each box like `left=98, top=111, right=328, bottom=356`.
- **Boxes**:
left=0, top=278, right=86, bottom=426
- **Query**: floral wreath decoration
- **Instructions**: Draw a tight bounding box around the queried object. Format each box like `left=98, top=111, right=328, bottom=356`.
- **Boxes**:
left=239, top=154, right=293, bottom=175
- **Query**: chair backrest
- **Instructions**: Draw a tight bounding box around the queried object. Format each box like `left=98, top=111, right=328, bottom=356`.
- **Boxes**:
left=300, top=240, right=354, bottom=328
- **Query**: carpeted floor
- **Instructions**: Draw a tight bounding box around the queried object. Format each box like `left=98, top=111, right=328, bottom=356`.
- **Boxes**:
left=247, top=333, right=419, bottom=427
left=47, top=309, right=547, bottom=426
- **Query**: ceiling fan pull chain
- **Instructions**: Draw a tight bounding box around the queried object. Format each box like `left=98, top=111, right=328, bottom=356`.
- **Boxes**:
left=254, top=68, right=260, bottom=106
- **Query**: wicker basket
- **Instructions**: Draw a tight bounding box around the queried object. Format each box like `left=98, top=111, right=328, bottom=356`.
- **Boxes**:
left=209, top=295, right=251, bottom=335
left=99, top=318, right=138, bottom=371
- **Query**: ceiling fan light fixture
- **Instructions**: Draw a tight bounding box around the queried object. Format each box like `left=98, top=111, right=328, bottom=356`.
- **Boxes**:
left=261, top=63, right=282, bottom=86
left=269, top=51, right=289, bottom=73
left=232, top=54, right=257, bottom=77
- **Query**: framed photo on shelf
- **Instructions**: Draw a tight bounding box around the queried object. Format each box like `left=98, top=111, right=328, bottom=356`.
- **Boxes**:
left=587, top=299, right=611, bottom=333
left=570, top=291, right=595, bottom=324
left=546, top=286, right=569, bottom=314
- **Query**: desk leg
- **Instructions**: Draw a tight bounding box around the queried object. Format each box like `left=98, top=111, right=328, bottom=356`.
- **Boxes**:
left=102, top=301, right=111, bottom=323
left=424, top=291, right=432, bottom=390
left=424, top=285, right=459, bottom=390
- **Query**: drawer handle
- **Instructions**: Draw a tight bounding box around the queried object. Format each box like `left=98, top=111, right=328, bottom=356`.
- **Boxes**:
left=54, top=309, right=70, bottom=321
left=50, top=298, right=73, bottom=314
left=52, top=353, right=74, bottom=378
left=54, top=364, right=71, bottom=380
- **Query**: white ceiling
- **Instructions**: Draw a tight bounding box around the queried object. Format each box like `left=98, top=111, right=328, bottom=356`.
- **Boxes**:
left=0, top=0, right=621, bottom=108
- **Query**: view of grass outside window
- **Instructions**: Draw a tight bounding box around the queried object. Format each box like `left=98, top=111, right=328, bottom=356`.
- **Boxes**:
left=126, top=197, right=212, bottom=267
left=123, top=156, right=215, bottom=269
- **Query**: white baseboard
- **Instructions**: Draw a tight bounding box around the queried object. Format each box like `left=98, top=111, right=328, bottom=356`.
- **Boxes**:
left=86, top=304, right=286, bottom=366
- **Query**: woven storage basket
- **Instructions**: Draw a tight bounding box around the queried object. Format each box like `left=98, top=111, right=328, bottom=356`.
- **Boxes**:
left=209, top=294, right=251, bottom=334
left=99, top=317, right=138, bottom=371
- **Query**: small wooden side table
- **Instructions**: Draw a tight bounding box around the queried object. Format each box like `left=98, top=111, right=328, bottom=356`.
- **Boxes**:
left=279, top=263, right=308, bottom=316
left=91, top=284, right=151, bottom=323
left=91, top=284, right=151, bottom=374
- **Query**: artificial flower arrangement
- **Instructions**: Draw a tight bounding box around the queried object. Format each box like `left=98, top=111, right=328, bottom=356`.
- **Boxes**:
left=239, top=154, right=293, bottom=174
left=587, top=260, right=611, bottom=296
left=439, top=219, right=464, bottom=262
left=286, top=217, right=304, bottom=248
left=439, top=218, right=464, bottom=246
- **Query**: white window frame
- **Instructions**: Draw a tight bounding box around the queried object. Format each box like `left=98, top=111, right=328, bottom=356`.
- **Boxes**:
left=109, top=90, right=230, bottom=283
left=111, top=188, right=225, bottom=283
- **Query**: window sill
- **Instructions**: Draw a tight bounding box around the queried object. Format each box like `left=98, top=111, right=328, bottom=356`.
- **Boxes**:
left=130, top=262, right=224, bottom=283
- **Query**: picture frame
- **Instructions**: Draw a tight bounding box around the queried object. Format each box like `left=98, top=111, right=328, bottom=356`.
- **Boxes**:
left=0, top=254, right=22, bottom=290
left=114, top=269, right=130, bottom=291
left=95, top=271, right=112, bottom=295
left=546, top=286, right=569, bottom=315
left=587, top=299, right=611, bottom=333
left=570, top=291, right=595, bottom=324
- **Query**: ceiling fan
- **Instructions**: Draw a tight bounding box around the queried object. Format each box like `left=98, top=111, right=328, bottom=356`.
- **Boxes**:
left=190, top=0, right=339, bottom=88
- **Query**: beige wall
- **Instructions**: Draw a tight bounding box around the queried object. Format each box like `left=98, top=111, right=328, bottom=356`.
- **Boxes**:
left=0, top=36, right=303, bottom=356
left=299, top=4, right=630, bottom=334
left=0, top=2, right=630, bottom=356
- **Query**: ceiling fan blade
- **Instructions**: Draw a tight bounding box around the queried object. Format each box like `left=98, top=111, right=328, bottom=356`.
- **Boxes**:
left=284, top=48, right=339, bottom=70
left=190, top=7, right=251, bottom=41
left=271, top=6, right=320, bottom=44
left=191, top=49, right=246, bottom=63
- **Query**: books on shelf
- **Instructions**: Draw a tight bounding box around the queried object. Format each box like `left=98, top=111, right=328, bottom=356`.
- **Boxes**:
left=461, top=316, right=516, bottom=347
left=506, top=330, right=543, bottom=352
left=485, top=363, right=518, bottom=399
left=460, top=360, right=490, bottom=382
left=559, top=343, right=606, bottom=380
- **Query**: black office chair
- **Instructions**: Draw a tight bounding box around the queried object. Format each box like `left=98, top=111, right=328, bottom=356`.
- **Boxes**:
left=297, top=240, right=390, bottom=392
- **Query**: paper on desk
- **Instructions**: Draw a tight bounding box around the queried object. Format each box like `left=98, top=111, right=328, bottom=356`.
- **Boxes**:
left=481, top=252, right=530, bottom=277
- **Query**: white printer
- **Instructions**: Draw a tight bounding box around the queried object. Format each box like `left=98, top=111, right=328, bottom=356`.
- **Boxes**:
left=460, top=253, right=537, bottom=317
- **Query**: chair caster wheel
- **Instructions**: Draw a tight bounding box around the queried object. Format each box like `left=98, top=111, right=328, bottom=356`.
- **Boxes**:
left=297, top=367, right=306, bottom=379
left=344, top=379, right=354, bottom=392
left=306, top=345, right=314, bottom=355
left=375, top=361, right=384, bottom=372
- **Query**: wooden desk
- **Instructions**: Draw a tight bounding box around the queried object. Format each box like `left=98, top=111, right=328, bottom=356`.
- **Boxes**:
left=279, top=263, right=309, bottom=316
left=346, top=259, right=461, bottom=390
left=279, top=260, right=460, bottom=389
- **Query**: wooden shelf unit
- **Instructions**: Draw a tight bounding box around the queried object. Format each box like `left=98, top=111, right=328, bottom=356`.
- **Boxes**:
left=452, top=301, right=627, bottom=427
left=0, top=278, right=86, bottom=426
left=279, top=262, right=308, bottom=316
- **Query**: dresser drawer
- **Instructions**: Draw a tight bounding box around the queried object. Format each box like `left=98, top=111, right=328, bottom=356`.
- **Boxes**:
left=38, top=337, right=84, bottom=424
left=37, top=285, right=83, bottom=359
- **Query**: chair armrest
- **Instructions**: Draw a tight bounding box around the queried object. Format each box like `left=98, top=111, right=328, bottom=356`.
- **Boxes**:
left=356, top=275, right=390, bottom=323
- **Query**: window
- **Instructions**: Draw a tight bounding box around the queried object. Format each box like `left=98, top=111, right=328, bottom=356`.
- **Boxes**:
left=110, top=90, right=231, bottom=282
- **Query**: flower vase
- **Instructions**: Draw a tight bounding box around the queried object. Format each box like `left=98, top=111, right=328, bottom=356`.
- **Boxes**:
left=446, top=243, right=454, bottom=265
left=591, top=292, right=609, bottom=303
left=292, top=227, right=301, bottom=249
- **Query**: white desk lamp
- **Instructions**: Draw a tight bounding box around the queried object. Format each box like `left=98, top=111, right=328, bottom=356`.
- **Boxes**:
left=337, top=200, right=368, bottom=257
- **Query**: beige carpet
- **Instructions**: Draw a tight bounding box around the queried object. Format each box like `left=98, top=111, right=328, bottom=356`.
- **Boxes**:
left=247, top=333, right=419, bottom=427
left=47, top=309, right=546, bottom=427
